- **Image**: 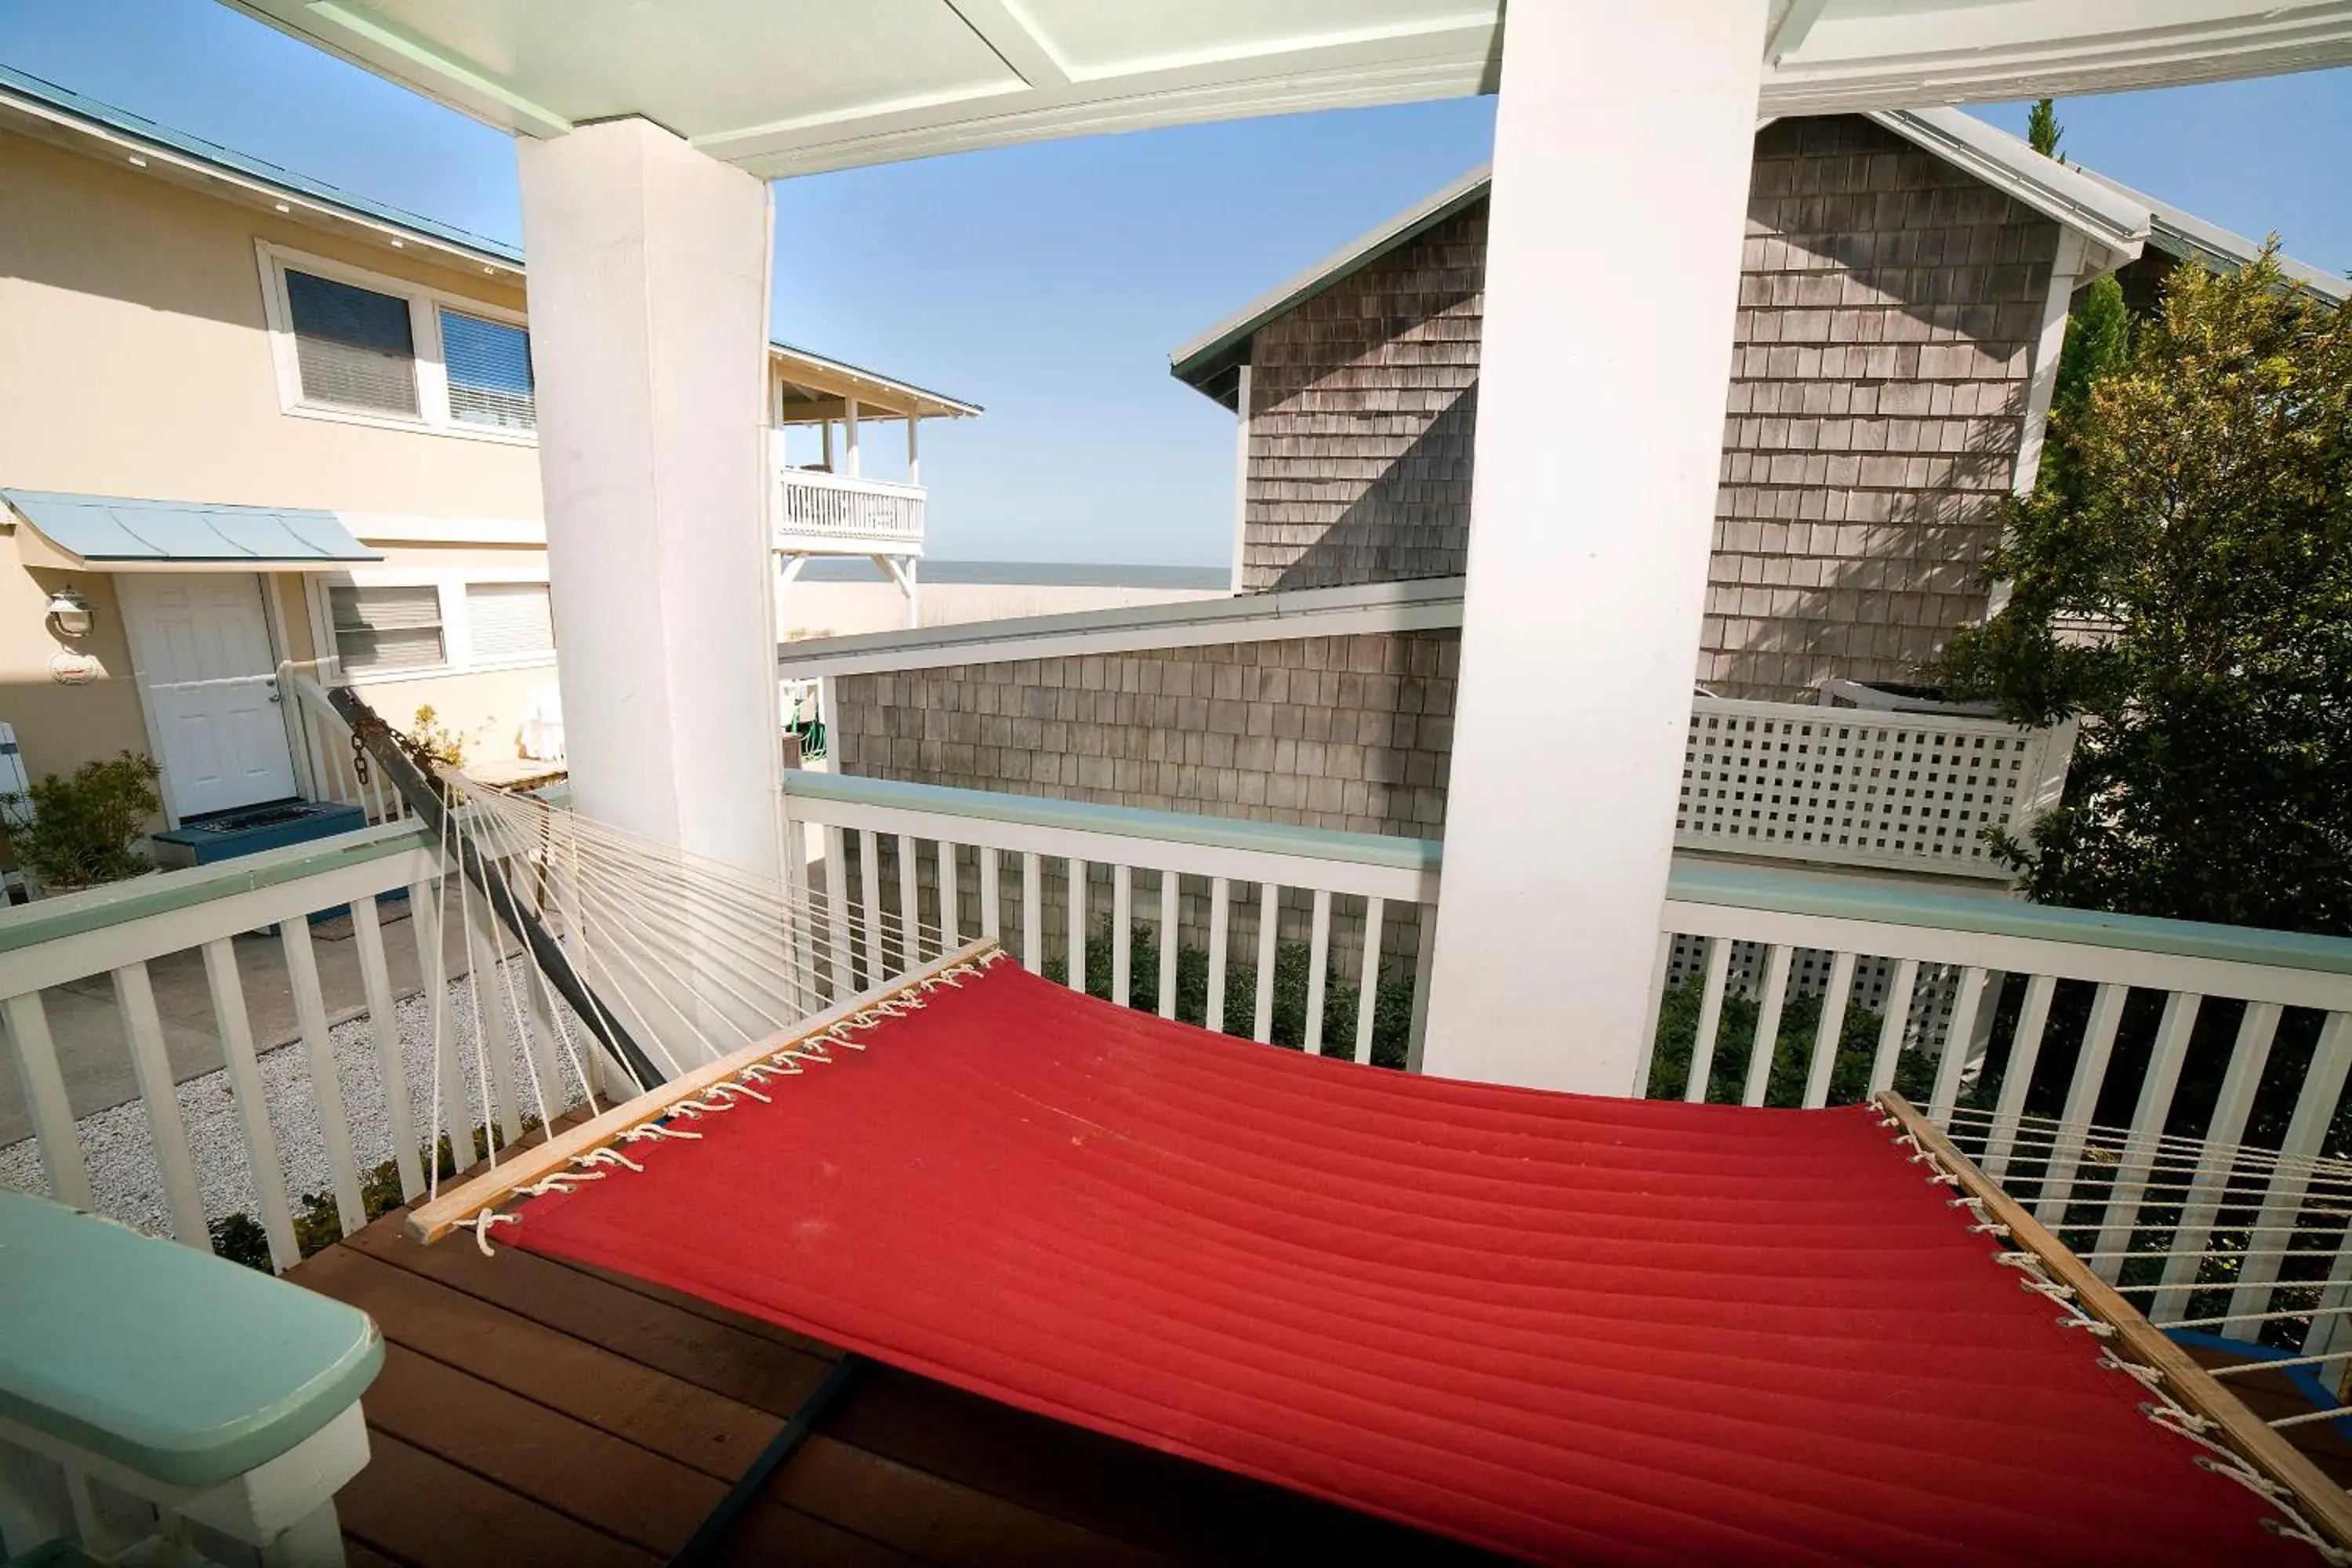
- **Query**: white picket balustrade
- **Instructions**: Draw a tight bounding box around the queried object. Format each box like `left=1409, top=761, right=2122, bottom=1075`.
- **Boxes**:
left=780, top=770, right=1440, bottom=1069
left=278, top=662, right=411, bottom=826
left=1653, top=858, right=2352, bottom=1348
left=0, top=822, right=458, bottom=1266
left=775, top=468, right=925, bottom=551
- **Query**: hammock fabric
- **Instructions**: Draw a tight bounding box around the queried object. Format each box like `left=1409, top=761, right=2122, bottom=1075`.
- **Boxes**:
left=508, top=960, right=2307, bottom=1566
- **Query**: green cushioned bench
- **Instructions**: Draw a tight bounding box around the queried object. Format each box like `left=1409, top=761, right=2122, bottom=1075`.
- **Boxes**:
left=0, top=1190, right=381, bottom=1563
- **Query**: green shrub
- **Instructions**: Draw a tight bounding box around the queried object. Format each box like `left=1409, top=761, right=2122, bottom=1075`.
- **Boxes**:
left=0, top=750, right=161, bottom=887
left=1643, top=975, right=1939, bottom=1107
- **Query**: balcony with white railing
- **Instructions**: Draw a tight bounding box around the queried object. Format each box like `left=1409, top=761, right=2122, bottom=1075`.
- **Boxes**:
left=774, top=464, right=926, bottom=556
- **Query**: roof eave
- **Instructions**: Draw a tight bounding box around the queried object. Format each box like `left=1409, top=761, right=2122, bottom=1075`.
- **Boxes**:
left=1867, top=106, right=2151, bottom=260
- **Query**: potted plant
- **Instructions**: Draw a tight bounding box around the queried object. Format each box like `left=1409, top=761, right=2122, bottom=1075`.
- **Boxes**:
left=0, top=750, right=164, bottom=894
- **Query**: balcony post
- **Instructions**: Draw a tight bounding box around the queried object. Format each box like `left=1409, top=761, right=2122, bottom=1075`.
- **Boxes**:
left=1419, top=0, right=1767, bottom=1093
left=844, top=397, right=862, bottom=477
left=516, top=117, right=783, bottom=883
left=906, top=415, right=920, bottom=487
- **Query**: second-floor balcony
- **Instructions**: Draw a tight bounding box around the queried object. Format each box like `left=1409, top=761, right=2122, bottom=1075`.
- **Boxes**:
left=774, top=463, right=925, bottom=555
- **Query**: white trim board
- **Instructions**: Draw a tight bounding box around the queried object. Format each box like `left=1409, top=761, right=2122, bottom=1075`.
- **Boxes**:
left=775, top=577, right=1465, bottom=680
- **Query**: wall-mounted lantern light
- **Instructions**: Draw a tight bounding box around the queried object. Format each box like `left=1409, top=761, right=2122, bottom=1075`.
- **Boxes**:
left=45, top=588, right=95, bottom=641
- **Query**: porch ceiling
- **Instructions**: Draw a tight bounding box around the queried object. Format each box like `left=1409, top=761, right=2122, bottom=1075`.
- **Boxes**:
left=221, top=1, right=2352, bottom=178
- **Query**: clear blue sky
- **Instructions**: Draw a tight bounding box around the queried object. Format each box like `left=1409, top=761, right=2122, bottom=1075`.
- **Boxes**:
left=3, top=1, right=2347, bottom=566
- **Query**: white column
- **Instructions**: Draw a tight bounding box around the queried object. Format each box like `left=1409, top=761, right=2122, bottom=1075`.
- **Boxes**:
left=843, top=397, right=862, bottom=477
left=906, top=415, right=921, bottom=488
left=1420, top=1, right=1767, bottom=1094
left=517, top=117, right=782, bottom=883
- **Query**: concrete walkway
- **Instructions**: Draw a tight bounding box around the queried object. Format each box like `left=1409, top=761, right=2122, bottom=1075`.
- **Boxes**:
left=0, top=897, right=482, bottom=1147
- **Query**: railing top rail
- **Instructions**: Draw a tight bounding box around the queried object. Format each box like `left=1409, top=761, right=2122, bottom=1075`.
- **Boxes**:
left=782, top=769, right=1439, bottom=876
left=777, top=466, right=926, bottom=499
left=0, top=819, right=436, bottom=956
left=1666, top=858, right=2352, bottom=979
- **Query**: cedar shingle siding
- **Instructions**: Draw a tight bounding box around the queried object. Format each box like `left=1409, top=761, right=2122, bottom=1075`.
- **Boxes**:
left=830, top=114, right=2063, bottom=840
left=1237, top=114, right=2061, bottom=700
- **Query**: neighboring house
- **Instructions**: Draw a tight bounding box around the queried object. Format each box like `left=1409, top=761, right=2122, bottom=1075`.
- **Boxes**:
left=0, top=64, right=973, bottom=833
left=815, top=107, right=2336, bottom=873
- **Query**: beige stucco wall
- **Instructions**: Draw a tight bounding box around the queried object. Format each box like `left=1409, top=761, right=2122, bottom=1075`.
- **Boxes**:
left=0, top=125, right=561, bottom=807
left=0, top=129, right=540, bottom=516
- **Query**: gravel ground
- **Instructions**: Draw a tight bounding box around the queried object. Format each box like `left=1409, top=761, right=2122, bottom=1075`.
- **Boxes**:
left=0, top=958, right=600, bottom=1243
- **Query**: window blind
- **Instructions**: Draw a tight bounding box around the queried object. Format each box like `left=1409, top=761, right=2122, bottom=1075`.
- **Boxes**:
left=441, top=310, right=535, bottom=430
left=285, top=269, right=420, bottom=416
left=328, top=584, right=444, bottom=675
left=466, top=582, right=555, bottom=662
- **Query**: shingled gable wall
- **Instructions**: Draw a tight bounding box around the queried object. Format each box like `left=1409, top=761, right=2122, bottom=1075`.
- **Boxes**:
left=837, top=114, right=2063, bottom=848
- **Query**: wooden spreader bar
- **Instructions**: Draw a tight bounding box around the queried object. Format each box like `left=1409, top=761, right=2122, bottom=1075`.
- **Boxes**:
left=407, top=938, right=1002, bottom=1245
left=1880, top=1093, right=2352, bottom=1557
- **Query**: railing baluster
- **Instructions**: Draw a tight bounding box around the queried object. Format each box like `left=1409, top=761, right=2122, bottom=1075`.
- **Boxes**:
left=939, top=839, right=960, bottom=950
left=1741, top=944, right=1793, bottom=1107
left=1353, top=896, right=1385, bottom=1065
left=1929, top=965, right=1992, bottom=1120
left=349, top=895, right=424, bottom=1202
left=2, top=992, right=93, bottom=1210
left=1068, top=857, right=1089, bottom=993
left=459, top=907, right=525, bottom=1142
left=1802, top=951, right=1857, bottom=1109
left=1207, top=877, right=1231, bottom=1033
left=111, top=963, right=208, bottom=1247
left=1866, top=956, right=1921, bottom=1098
left=1632, top=930, right=1673, bottom=1097
left=1304, top=887, right=1333, bottom=1058
left=1021, top=851, right=1042, bottom=972
left=823, top=826, right=851, bottom=996
left=2225, top=1011, right=2352, bottom=1336
left=282, top=916, right=368, bottom=1235
left=1253, top=882, right=1278, bottom=1044
left=1685, top=938, right=1733, bottom=1102
left=1407, top=905, right=1437, bottom=1074
left=2151, top=1000, right=2281, bottom=1323
left=409, top=877, right=469, bottom=1160
left=2089, top=990, right=2201, bottom=1272
left=858, top=829, right=884, bottom=989
left=2035, top=982, right=2130, bottom=1225
left=895, top=833, right=921, bottom=971
left=1158, top=871, right=1179, bottom=1021
left=199, top=938, right=299, bottom=1269
left=979, top=844, right=1001, bottom=942
left=1982, top=973, right=2056, bottom=1180
left=1112, top=864, right=1133, bottom=1007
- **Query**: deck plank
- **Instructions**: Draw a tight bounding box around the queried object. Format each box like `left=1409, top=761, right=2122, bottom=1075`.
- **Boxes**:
left=823, top=1363, right=1497, bottom=1566
left=299, top=1244, right=781, bottom=1481
left=359, top=1341, right=724, bottom=1555
left=768, top=1433, right=1178, bottom=1568
left=336, top=1429, right=655, bottom=1568
left=338, top=1217, right=836, bottom=1415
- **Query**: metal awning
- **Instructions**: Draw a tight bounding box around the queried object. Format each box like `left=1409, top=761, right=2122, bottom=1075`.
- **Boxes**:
left=0, top=489, right=383, bottom=572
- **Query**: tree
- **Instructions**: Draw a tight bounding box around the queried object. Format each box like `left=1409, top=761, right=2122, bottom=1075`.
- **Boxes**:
left=2026, top=98, right=2064, bottom=161
left=1939, top=252, right=2352, bottom=935
left=2037, top=272, right=2133, bottom=498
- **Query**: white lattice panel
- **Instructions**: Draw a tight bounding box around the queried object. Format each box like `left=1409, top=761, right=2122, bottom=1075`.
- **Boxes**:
left=1676, top=699, right=2072, bottom=880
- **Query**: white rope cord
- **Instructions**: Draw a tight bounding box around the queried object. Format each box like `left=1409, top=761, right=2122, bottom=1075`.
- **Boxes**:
left=426, top=801, right=456, bottom=1202
left=1882, top=1110, right=2351, bottom=1565
left=450, top=805, right=506, bottom=1170
left=2152, top=1305, right=2352, bottom=1330
left=2208, top=1348, right=2352, bottom=1379
left=1944, top=1109, right=2352, bottom=1185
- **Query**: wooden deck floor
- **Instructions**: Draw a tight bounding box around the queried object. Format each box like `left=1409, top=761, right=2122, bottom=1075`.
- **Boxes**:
left=290, top=1207, right=1499, bottom=1567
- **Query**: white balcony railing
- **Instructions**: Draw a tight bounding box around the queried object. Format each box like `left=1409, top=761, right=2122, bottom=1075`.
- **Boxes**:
left=775, top=466, right=925, bottom=554
left=1679, top=696, right=2074, bottom=880
left=7, top=765, right=2350, bottom=1369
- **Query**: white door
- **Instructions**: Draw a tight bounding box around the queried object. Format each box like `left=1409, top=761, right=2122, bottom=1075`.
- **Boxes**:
left=118, top=573, right=298, bottom=818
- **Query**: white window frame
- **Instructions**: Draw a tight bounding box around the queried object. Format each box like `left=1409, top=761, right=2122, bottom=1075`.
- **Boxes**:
left=257, top=240, right=535, bottom=447
left=307, top=567, right=560, bottom=686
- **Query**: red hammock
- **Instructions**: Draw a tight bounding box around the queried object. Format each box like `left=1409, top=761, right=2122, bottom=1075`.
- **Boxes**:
left=508, top=959, right=2304, bottom=1566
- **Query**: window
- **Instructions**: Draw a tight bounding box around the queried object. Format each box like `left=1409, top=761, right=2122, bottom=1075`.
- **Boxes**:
left=328, top=583, right=445, bottom=675
left=466, top=581, right=554, bottom=662
left=260, top=243, right=532, bottom=444
left=285, top=269, right=420, bottom=416
left=441, top=309, right=535, bottom=430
